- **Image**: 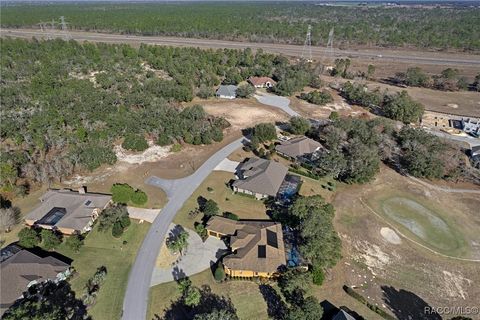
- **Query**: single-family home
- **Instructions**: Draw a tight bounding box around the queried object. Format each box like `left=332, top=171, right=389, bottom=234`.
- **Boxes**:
left=232, top=158, right=288, bottom=199
left=275, top=136, right=324, bottom=162
left=0, top=249, right=71, bottom=314
left=25, top=188, right=111, bottom=235
left=206, top=216, right=286, bottom=278
left=216, top=85, right=237, bottom=99
left=248, top=77, right=276, bottom=88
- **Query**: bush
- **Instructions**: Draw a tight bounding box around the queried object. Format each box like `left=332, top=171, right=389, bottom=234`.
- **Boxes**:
left=311, top=266, right=325, bottom=285
left=131, top=190, right=148, bottom=205
left=252, top=123, right=277, bottom=143
left=223, top=212, right=239, bottom=221
left=194, top=223, right=207, bottom=239
left=156, top=134, right=172, bottom=146
left=299, top=90, right=333, bottom=106
left=236, top=83, right=256, bottom=98
left=214, top=263, right=225, bottom=282
left=171, top=144, right=182, bottom=152
left=18, top=227, right=39, bottom=248
left=122, top=134, right=149, bottom=152
left=202, top=199, right=219, bottom=217
left=111, top=183, right=134, bottom=204
left=41, top=229, right=62, bottom=250
left=112, top=221, right=124, bottom=238
left=289, top=116, right=311, bottom=135
left=66, top=234, right=84, bottom=252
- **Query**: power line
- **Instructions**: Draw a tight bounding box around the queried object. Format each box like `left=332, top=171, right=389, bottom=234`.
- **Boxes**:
left=301, top=25, right=313, bottom=62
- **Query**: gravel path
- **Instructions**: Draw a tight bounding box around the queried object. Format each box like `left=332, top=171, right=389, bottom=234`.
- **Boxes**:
left=254, top=92, right=299, bottom=117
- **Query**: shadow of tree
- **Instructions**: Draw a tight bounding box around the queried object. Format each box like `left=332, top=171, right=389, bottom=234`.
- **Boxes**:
left=172, top=265, right=187, bottom=281
left=259, top=284, right=287, bottom=320
left=163, top=284, right=237, bottom=320
left=382, top=285, right=442, bottom=320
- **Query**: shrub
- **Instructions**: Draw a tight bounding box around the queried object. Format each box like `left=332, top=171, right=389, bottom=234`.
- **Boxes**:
left=236, top=83, right=256, bottom=98
left=18, top=227, right=39, bottom=248
left=156, top=134, right=171, bottom=146
left=311, top=266, right=325, bottom=285
left=171, top=144, right=182, bottom=152
left=300, top=90, right=333, bottom=106
left=41, top=229, right=62, bottom=250
left=112, top=221, right=124, bottom=238
left=223, top=212, right=239, bottom=221
left=66, top=234, right=84, bottom=252
left=289, top=116, right=311, bottom=135
left=214, top=263, right=226, bottom=282
left=111, top=183, right=134, bottom=204
left=194, top=223, right=207, bottom=239
left=202, top=199, right=219, bottom=217
left=131, top=190, right=148, bottom=205
left=122, top=134, right=149, bottom=152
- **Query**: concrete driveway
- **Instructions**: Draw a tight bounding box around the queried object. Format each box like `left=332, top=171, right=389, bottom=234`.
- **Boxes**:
left=214, top=158, right=240, bottom=173
left=150, top=224, right=227, bottom=286
left=127, top=207, right=160, bottom=223
left=254, top=92, right=299, bottom=117
left=122, top=137, right=246, bottom=320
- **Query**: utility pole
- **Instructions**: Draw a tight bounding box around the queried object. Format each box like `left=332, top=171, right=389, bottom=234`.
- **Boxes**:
left=59, top=16, right=71, bottom=40
left=301, top=25, right=313, bottom=62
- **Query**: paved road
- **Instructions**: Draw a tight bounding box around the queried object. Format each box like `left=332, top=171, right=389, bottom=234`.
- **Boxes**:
left=122, top=138, right=245, bottom=320
left=2, top=28, right=480, bottom=67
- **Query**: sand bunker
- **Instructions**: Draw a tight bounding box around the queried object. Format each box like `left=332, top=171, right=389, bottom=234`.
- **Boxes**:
left=380, top=227, right=402, bottom=245
left=114, top=144, right=172, bottom=164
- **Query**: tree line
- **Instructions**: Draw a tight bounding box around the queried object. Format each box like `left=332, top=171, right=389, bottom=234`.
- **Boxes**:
left=2, top=3, right=479, bottom=50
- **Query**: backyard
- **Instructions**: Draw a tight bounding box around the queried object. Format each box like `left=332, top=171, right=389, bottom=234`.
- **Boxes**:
left=56, top=220, right=150, bottom=319
left=173, top=171, right=270, bottom=230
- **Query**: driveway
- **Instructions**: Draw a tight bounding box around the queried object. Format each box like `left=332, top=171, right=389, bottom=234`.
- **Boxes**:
left=127, top=207, right=160, bottom=223
left=150, top=224, right=227, bottom=286
left=122, top=137, right=246, bottom=320
left=214, top=158, right=240, bottom=173
left=254, top=92, right=299, bottom=117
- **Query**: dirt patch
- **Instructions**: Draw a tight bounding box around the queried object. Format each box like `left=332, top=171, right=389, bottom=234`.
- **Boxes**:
left=380, top=227, right=402, bottom=245
left=114, top=143, right=172, bottom=164
left=156, top=241, right=177, bottom=269
left=441, top=270, right=472, bottom=300
left=201, top=99, right=287, bottom=129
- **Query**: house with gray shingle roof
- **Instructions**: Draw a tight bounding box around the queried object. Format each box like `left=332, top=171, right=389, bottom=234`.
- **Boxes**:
left=0, top=249, right=71, bottom=315
left=25, top=188, right=111, bottom=235
left=275, top=136, right=324, bottom=161
left=216, top=85, right=237, bottom=99
left=232, top=157, right=288, bottom=199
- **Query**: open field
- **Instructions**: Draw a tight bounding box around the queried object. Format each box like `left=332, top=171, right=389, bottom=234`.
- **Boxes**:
left=173, top=171, right=269, bottom=231
left=329, top=165, right=480, bottom=318
left=55, top=220, right=151, bottom=319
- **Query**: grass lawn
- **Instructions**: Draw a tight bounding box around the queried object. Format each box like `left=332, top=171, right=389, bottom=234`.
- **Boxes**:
left=173, top=171, right=269, bottom=230
left=148, top=270, right=269, bottom=320
left=56, top=220, right=150, bottom=319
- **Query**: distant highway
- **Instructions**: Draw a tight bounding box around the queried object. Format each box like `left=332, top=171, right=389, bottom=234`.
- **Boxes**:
left=2, top=28, right=480, bottom=67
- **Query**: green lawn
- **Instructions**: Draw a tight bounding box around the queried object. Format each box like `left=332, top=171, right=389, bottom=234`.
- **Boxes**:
left=56, top=220, right=150, bottom=320
left=173, top=171, right=269, bottom=230
left=148, top=270, right=269, bottom=320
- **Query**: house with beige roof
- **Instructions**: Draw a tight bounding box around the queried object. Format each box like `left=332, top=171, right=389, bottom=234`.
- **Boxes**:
left=25, top=188, right=111, bottom=235
left=232, top=157, right=288, bottom=199
left=275, top=136, right=324, bottom=161
left=0, top=249, right=71, bottom=314
left=206, top=216, right=286, bottom=278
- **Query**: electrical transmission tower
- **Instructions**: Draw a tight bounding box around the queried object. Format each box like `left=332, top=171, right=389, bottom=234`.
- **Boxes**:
left=301, top=25, right=313, bottom=62
left=327, top=27, right=334, bottom=58
left=59, top=16, right=71, bottom=40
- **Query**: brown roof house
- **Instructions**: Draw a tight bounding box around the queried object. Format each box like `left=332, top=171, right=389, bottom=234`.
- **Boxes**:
left=0, top=249, right=71, bottom=314
left=206, top=216, right=286, bottom=278
left=25, top=188, right=111, bottom=235
left=248, top=76, right=276, bottom=88
left=275, top=136, right=323, bottom=161
left=232, top=158, right=288, bottom=199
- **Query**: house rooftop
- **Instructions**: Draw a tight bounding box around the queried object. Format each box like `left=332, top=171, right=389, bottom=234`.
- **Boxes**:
left=25, top=189, right=111, bottom=232
left=207, top=216, right=286, bottom=273
left=0, top=250, right=70, bottom=311
left=216, top=85, right=237, bottom=97
left=248, top=76, right=276, bottom=86
left=232, top=158, right=288, bottom=197
left=275, top=136, right=323, bottom=158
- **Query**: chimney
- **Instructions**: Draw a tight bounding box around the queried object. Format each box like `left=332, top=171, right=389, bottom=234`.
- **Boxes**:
left=78, top=186, right=86, bottom=194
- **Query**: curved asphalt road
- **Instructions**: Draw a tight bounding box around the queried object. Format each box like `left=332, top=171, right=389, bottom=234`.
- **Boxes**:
left=122, top=138, right=245, bottom=320
left=2, top=28, right=480, bottom=67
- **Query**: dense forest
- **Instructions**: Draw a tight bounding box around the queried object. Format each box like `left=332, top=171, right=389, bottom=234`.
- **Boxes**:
left=1, top=2, right=479, bottom=50
left=0, top=38, right=310, bottom=197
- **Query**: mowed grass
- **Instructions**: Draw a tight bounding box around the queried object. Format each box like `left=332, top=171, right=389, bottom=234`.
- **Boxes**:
left=56, top=220, right=150, bottom=320
left=366, top=192, right=469, bottom=258
left=148, top=270, right=268, bottom=320
left=173, top=171, right=269, bottom=230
